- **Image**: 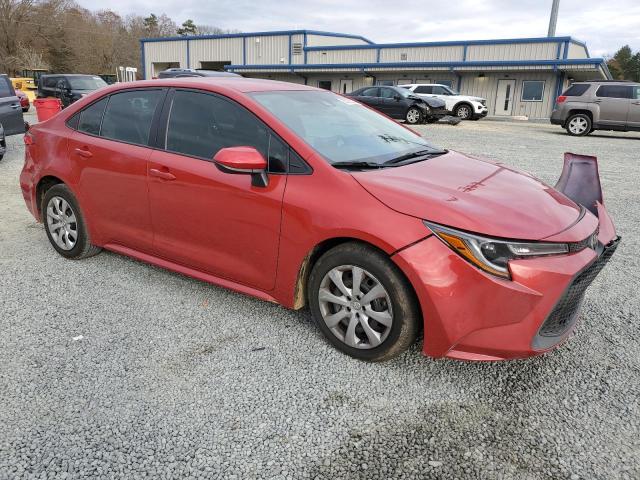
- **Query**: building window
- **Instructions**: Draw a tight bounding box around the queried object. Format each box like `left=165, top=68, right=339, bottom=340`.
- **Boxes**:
left=400, top=53, right=407, bottom=61
left=397, top=79, right=412, bottom=85
left=435, top=80, right=453, bottom=88
left=376, top=80, right=394, bottom=86
left=318, top=81, right=332, bottom=90
left=521, top=80, right=545, bottom=102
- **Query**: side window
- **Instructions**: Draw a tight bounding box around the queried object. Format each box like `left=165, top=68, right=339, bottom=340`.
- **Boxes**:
left=414, top=86, right=432, bottom=94
left=268, top=134, right=288, bottom=173
left=360, top=87, right=378, bottom=97
left=77, top=98, right=108, bottom=136
left=0, top=77, right=12, bottom=98
left=44, top=77, right=58, bottom=88
left=166, top=90, right=268, bottom=160
left=596, top=85, right=633, bottom=99
left=521, top=81, right=545, bottom=101
left=432, top=86, right=449, bottom=95
left=380, top=88, right=396, bottom=99
left=634, top=86, right=640, bottom=100
left=101, top=90, right=163, bottom=146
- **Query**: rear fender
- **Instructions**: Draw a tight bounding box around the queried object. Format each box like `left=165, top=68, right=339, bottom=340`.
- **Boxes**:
left=555, top=152, right=603, bottom=217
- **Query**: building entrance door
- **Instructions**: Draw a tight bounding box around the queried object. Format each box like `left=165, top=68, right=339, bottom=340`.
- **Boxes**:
left=495, top=79, right=516, bottom=116
left=339, top=79, right=353, bottom=94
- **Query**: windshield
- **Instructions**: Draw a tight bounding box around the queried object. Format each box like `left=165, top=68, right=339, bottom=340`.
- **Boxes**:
left=442, top=86, right=458, bottom=95
left=250, top=91, right=441, bottom=165
left=67, top=76, right=108, bottom=90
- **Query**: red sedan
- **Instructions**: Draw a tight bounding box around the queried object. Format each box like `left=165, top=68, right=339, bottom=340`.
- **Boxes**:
left=16, top=89, right=30, bottom=112
left=19, top=78, right=619, bottom=361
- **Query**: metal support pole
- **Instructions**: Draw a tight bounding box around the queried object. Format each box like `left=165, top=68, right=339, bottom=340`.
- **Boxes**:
left=548, top=0, right=560, bottom=37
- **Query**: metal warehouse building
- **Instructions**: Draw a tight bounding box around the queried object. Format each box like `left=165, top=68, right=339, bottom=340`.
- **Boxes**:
left=140, top=29, right=611, bottom=119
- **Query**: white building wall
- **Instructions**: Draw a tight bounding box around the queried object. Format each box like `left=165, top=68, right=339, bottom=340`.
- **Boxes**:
left=245, top=35, right=290, bottom=65
left=380, top=46, right=464, bottom=62
left=189, top=38, right=243, bottom=67
left=460, top=71, right=557, bottom=119
left=144, top=41, right=188, bottom=77
left=567, top=43, right=588, bottom=59
left=467, top=42, right=558, bottom=61
left=306, top=49, right=377, bottom=64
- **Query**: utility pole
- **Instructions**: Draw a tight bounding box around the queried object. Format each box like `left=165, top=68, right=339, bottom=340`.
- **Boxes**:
left=548, top=0, right=560, bottom=37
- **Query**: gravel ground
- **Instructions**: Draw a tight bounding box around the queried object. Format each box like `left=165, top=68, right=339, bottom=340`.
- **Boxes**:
left=0, top=114, right=638, bottom=479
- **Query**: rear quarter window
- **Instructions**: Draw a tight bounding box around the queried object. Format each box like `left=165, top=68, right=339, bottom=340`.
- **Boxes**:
left=563, top=84, right=590, bottom=97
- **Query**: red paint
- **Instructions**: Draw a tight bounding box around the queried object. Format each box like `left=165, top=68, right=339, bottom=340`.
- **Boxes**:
left=33, top=97, right=62, bottom=122
left=19, top=78, right=617, bottom=361
left=16, top=89, right=30, bottom=110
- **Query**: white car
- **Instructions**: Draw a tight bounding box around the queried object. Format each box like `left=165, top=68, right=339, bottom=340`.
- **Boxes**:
left=400, top=84, right=488, bottom=120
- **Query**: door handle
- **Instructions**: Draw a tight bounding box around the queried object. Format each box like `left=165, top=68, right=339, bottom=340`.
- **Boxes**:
left=10, top=104, right=20, bottom=109
left=74, top=147, right=93, bottom=159
left=149, top=168, right=176, bottom=181
left=632, top=101, right=640, bottom=106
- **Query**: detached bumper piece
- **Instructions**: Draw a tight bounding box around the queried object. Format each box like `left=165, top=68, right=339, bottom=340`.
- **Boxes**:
left=532, top=236, right=620, bottom=350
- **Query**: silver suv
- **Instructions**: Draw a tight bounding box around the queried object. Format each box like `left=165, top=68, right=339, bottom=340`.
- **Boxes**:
left=551, top=80, right=640, bottom=136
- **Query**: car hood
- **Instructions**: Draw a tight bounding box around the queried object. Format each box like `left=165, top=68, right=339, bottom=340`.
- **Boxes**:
left=351, top=151, right=581, bottom=240
left=451, top=95, right=485, bottom=103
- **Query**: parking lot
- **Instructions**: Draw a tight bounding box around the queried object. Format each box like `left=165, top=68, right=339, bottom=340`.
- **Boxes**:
left=0, top=116, right=638, bottom=479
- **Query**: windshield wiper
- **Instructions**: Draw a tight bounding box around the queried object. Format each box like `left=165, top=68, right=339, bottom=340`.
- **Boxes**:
left=331, top=161, right=385, bottom=170
left=383, top=149, right=448, bottom=166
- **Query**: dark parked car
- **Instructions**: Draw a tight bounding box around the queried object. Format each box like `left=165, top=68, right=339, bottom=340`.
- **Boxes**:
left=0, top=123, right=5, bottom=161
left=0, top=74, right=25, bottom=143
left=347, top=86, right=447, bottom=124
left=37, top=74, right=108, bottom=107
left=157, top=68, right=240, bottom=79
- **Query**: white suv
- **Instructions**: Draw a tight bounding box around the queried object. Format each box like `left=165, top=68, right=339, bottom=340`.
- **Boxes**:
left=400, top=84, right=488, bottom=120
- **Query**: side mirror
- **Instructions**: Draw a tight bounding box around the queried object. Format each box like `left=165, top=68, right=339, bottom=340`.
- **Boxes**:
left=213, top=146, right=269, bottom=187
left=393, top=94, right=401, bottom=101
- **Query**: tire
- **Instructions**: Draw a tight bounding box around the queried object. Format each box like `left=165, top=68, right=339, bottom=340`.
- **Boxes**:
left=308, top=242, right=420, bottom=362
left=0, top=154, right=3, bottom=161
left=565, top=113, right=592, bottom=136
left=405, top=107, right=423, bottom=125
left=42, top=184, right=101, bottom=259
left=454, top=103, right=473, bottom=120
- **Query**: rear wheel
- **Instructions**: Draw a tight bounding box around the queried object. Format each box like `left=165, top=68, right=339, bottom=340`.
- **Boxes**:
left=308, top=243, right=420, bottom=362
left=454, top=104, right=473, bottom=120
left=405, top=107, right=423, bottom=124
left=42, top=184, right=102, bottom=259
left=565, top=113, right=592, bottom=136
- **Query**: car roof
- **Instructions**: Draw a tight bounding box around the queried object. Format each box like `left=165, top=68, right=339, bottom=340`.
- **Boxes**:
left=100, top=77, right=320, bottom=94
left=41, top=74, right=100, bottom=78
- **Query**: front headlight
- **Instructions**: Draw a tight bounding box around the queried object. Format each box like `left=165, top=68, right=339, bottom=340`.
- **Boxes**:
left=425, top=222, right=569, bottom=279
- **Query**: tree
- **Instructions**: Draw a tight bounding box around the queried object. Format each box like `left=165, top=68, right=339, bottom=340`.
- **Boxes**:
left=177, top=19, right=197, bottom=36
left=607, top=45, right=640, bottom=82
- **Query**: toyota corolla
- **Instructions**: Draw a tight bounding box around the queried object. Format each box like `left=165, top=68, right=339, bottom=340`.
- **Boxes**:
left=20, top=78, right=619, bottom=361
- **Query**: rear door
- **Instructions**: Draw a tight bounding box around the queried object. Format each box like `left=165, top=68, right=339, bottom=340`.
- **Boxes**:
left=66, top=88, right=165, bottom=252
left=595, top=84, right=632, bottom=126
left=0, top=75, right=24, bottom=135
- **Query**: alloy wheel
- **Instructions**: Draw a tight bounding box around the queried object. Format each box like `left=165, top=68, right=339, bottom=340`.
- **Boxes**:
left=318, top=265, right=393, bottom=349
left=568, top=117, right=588, bottom=134
left=46, top=196, right=78, bottom=251
left=457, top=105, right=471, bottom=119
left=406, top=109, right=421, bottom=124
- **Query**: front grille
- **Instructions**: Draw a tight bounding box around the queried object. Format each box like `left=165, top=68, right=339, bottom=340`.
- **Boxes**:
left=537, top=237, right=619, bottom=339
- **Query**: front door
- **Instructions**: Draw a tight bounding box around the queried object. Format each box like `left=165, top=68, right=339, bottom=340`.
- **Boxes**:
left=0, top=76, right=24, bottom=135
left=339, top=79, right=353, bottom=95
left=68, top=89, right=164, bottom=252
left=147, top=89, right=286, bottom=291
left=494, top=79, right=516, bottom=116
left=379, top=87, right=403, bottom=117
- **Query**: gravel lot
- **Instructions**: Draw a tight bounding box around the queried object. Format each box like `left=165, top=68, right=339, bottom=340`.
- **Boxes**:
left=1, top=114, right=638, bottom=479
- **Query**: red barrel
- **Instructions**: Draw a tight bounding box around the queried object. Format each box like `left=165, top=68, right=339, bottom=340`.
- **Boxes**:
left=33, top=98, right=63, bottom=122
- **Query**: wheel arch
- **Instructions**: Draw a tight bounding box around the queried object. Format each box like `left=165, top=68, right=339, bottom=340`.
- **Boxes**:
left=453, top=101, right=473, bottom=113
left=292, top=237, right=422, bottom=323
left=566, top=109, right=593, bottom=123
left=36, top=175, right=65, bottom=220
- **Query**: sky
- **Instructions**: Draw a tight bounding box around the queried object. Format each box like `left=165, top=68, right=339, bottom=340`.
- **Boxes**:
left=79, top=0, right=640, bottom=57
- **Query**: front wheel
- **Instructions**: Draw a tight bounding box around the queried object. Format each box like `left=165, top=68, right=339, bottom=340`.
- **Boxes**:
left=405, top=107, right=423, bottom=125
left=454, top=104, right=473, bottom=120
left=308, top=243, right=420, bottom=362
left=42, top=184, right=102, bottom=259
left=565, top=114, right=592, bottom=136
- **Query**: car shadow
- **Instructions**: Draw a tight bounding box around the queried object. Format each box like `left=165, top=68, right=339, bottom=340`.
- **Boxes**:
left=548, top=131, right=640, bottom=141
